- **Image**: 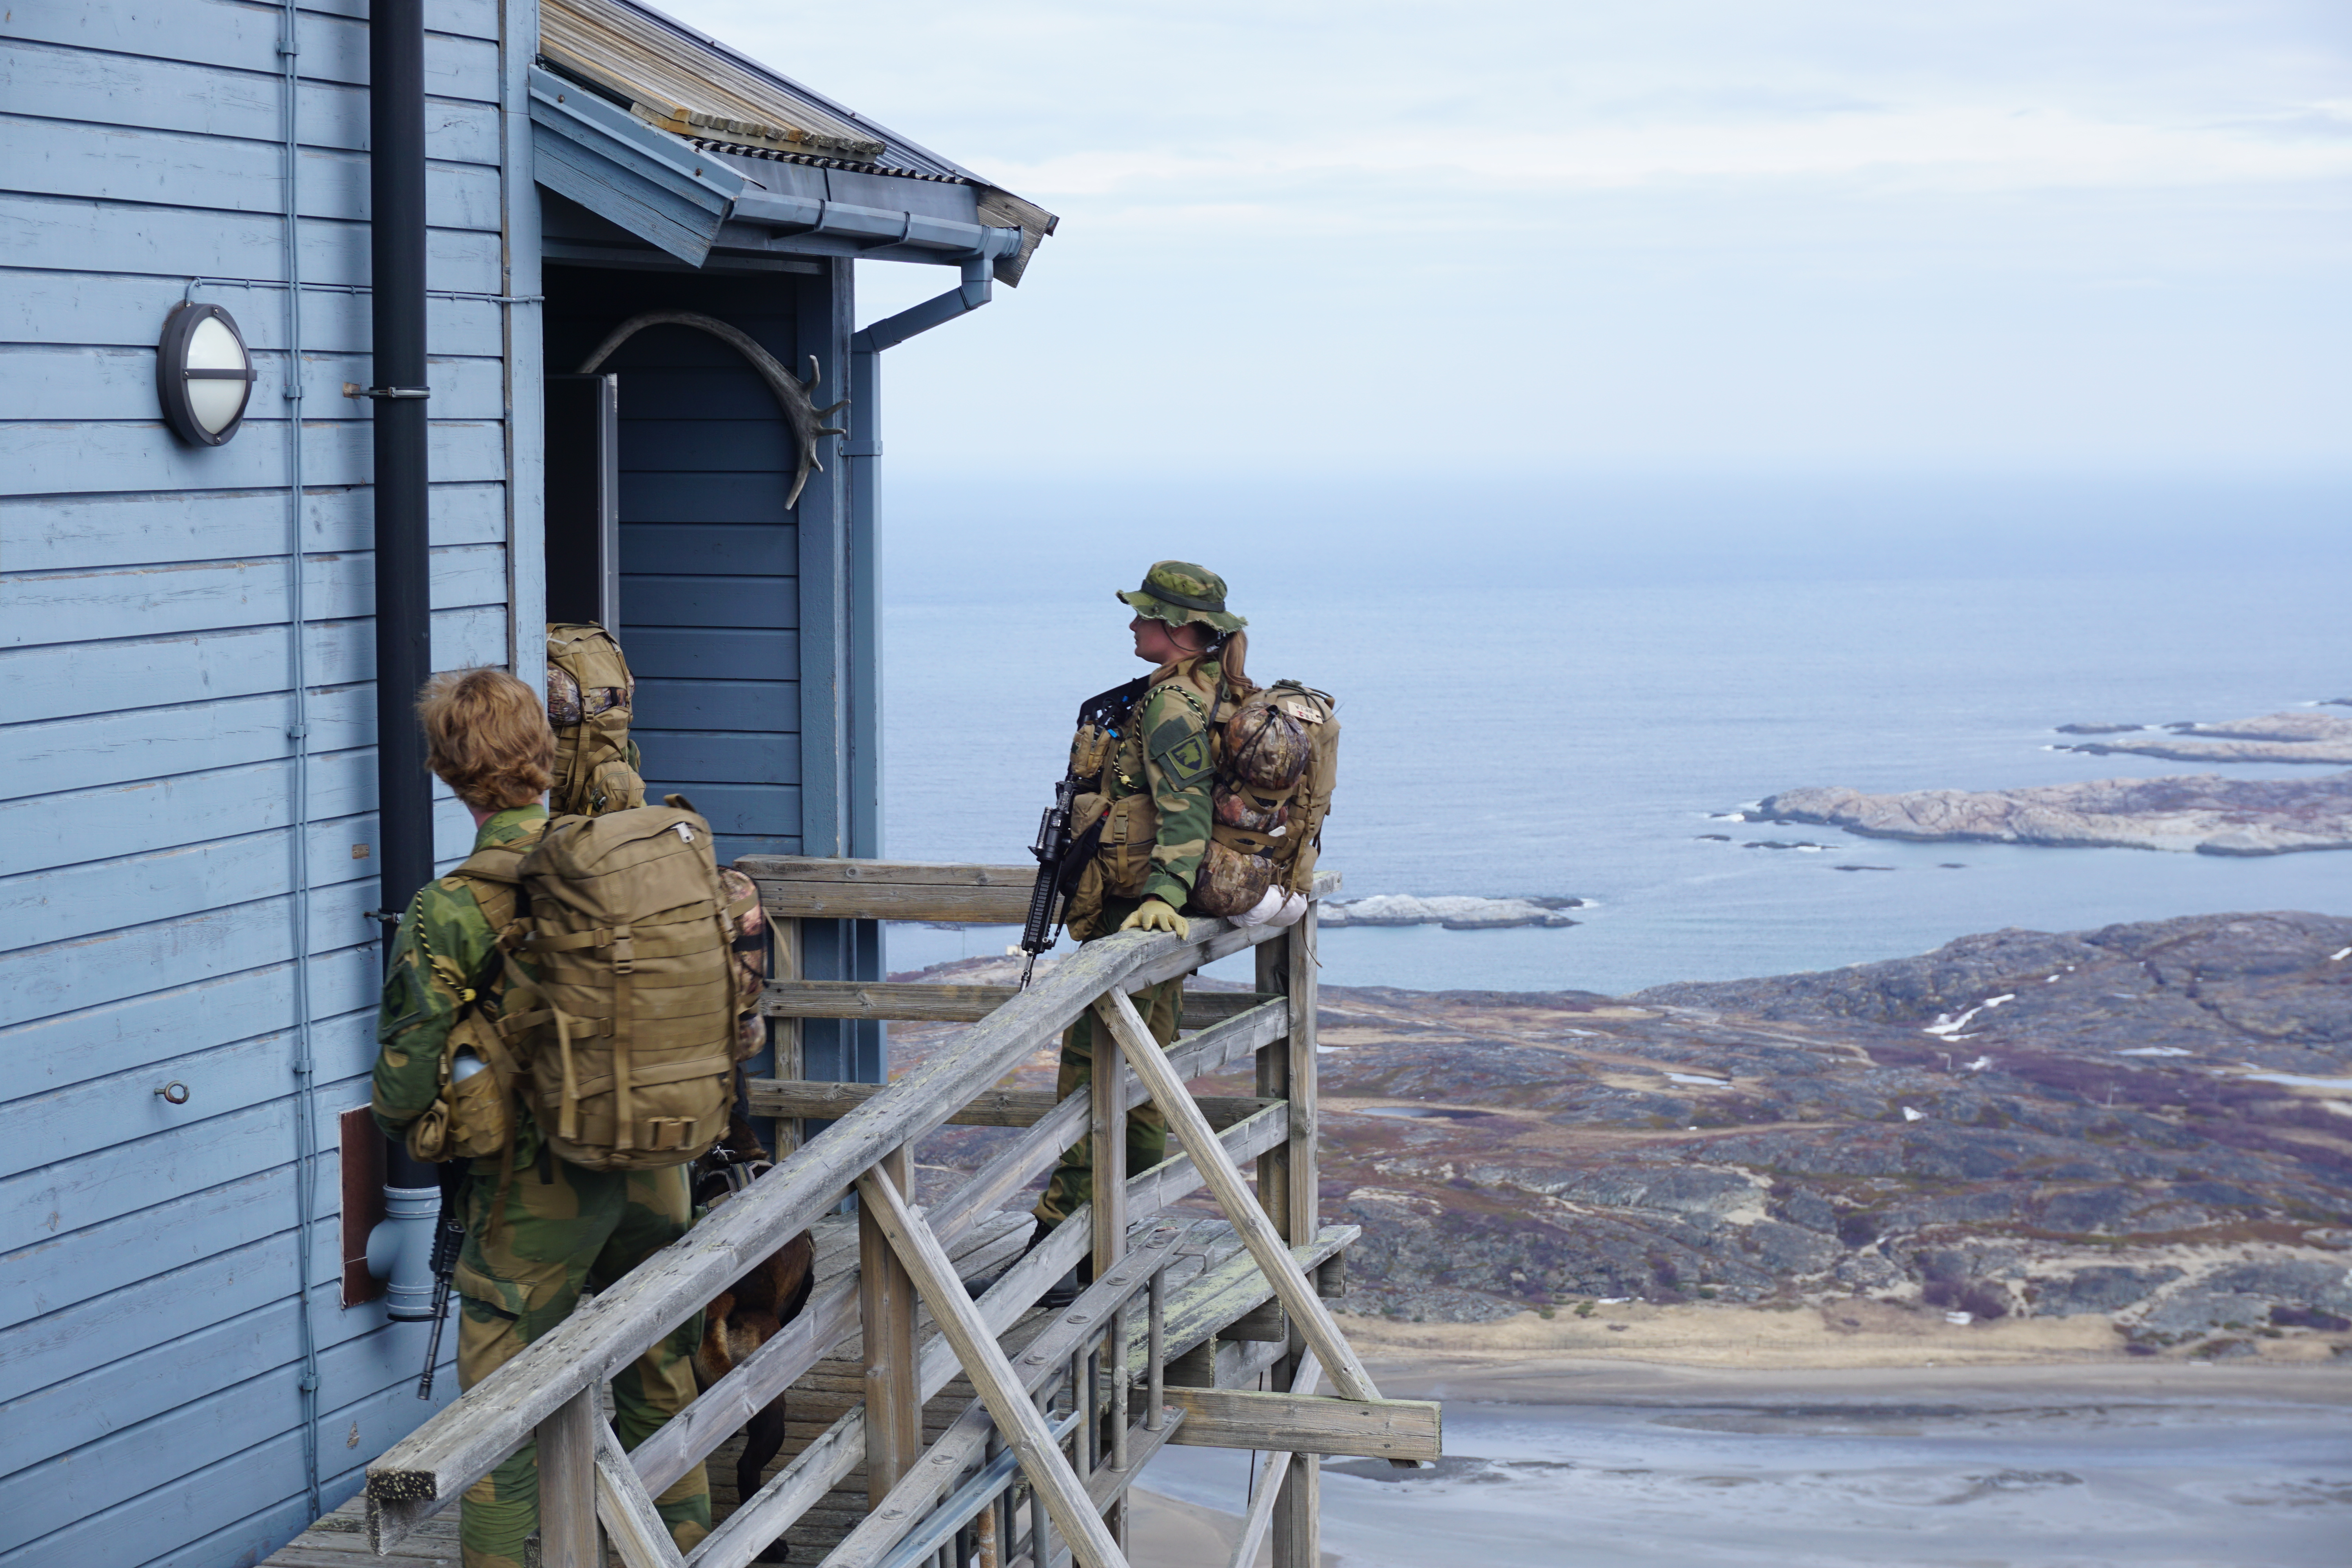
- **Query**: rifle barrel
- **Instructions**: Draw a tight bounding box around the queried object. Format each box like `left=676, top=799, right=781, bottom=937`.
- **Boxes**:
left=416, top=1280, right=451, bottom=1399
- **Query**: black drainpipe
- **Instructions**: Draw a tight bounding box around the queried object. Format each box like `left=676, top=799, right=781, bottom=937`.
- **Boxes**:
left=370, top=0, right=431, bottom=911
left=368, top=0, right=441, bottom=1320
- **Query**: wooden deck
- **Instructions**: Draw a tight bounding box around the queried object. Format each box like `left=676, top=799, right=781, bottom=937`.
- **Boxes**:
left=264, top=1209, right=1352, bottom=1567
left=294, top=861, right=1432, bottom=1568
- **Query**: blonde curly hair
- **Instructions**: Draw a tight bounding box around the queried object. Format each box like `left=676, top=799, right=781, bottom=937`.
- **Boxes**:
left=417, top=668, right=555, bottom=811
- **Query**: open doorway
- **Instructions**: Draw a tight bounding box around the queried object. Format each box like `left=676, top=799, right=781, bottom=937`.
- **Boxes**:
left=542, top=372, right=620, bottom=629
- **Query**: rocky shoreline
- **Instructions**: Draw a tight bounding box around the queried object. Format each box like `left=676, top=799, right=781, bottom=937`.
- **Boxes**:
left=1754, top=773, right=2352, bottom=856
left=1314, top=910, right=2352, bottom=1358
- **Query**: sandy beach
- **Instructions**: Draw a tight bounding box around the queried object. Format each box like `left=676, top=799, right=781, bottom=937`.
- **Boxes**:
left=1328, top=1297, right=2352, bottom=1372
left=1129, top=1349, right=2352, bottom=1568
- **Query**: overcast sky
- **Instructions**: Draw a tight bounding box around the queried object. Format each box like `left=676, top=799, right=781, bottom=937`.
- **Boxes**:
left=657, top=0, right=2350, bottom=478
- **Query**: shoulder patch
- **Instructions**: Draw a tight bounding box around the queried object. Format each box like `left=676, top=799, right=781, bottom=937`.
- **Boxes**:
left=1149, top=718, right=1214, bottom=790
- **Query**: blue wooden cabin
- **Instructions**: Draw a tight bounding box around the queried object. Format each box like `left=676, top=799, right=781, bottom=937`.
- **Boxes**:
left=0, top=1, right=1054, bottom=1561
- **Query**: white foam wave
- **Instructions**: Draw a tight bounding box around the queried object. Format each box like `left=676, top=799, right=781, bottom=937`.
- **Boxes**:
left=1320, top=895, right=1585, bottom=930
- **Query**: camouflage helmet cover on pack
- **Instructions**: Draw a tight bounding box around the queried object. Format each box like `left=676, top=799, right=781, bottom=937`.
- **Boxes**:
left=1116, top=560, right=1247, bottom=633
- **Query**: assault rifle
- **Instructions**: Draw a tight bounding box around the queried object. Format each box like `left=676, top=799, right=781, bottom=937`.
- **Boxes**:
left=415, top=1164, right=468, bottom=1399
left=1016, top=675, right=1150, bottom=988
left=1017, top=777, right=1078, bottom=988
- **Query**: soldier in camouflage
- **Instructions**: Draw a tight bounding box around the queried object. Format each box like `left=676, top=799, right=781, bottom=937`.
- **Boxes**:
left=372, top=668, right=710, bottom=1568
left=1032, top=562, right=1248, bottom=1238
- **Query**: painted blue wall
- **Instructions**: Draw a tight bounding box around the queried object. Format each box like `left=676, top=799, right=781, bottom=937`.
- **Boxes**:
left=0, top=2, right=935, bottom=1557
left=0, top=0, right=541, bottom=1562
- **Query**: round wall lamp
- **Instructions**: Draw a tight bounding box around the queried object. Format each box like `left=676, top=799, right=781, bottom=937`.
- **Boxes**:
left=156, top=301, right=257, bottom=446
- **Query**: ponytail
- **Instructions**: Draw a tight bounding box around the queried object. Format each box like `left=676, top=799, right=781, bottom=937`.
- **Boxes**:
left=1214, top=628, right=1256, bottom=695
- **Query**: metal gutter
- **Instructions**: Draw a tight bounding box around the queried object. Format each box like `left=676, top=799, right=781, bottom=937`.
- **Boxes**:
left=527, top=67, right=1022, bottom=270
left=729, top=191, right=1000, bottom=254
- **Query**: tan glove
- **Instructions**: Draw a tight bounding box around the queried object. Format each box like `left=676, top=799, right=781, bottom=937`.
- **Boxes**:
left=1119, top=898, right=1190, bottom=939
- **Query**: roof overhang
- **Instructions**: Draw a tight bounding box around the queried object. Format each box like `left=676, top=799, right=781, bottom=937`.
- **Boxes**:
left=530, top=69, right=1025, bottom=272
left=535, top=0, right=1056, bottom=283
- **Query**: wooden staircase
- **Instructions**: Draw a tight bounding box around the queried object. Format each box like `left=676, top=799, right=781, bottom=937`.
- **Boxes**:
left=280, top=860, right=1438, bottom=1568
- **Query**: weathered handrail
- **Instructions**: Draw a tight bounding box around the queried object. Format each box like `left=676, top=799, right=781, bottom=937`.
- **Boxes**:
left=739, top=856, right=1035, bottom=922
left=756, top=979, right=1281, bottom=1024
left=366, top=872, right=1339, bottom=1552
left=593, top=996, right=1292, bottom=1501
left=653, top=1104, right=1301, bottom=1568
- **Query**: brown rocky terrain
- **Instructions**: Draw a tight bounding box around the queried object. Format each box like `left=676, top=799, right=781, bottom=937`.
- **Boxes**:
left=1755, top=773, right=2352, bottom=855
left=886, top=911, right=2352, bottom=1365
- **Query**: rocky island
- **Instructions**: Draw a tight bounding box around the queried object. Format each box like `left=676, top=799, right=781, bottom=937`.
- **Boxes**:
left=889, top=910, right=2352, bottom=1367
left=1754, top=773, right=2352, bottom=855
left=2055, top=709, right=2352, bottom=765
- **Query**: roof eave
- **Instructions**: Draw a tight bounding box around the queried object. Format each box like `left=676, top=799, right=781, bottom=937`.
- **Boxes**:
left=560, top=0, right=1058, bottom=284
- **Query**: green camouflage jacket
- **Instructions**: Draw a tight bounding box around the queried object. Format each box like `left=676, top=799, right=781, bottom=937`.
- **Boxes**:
left=1110, top=655, right=1221, bottom=911
left=372, top=805, right=547, bottom=1152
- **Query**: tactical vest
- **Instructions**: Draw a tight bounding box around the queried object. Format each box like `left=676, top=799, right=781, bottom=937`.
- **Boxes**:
left=422, top=799, right=758, bottom=1171
left=547, top=622, right=646, bottom=817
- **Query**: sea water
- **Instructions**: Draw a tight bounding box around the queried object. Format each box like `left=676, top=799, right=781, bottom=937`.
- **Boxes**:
left=1142, top=1389, right=2352, bottom=1567
left=877, top=472, right=2349, bottom=994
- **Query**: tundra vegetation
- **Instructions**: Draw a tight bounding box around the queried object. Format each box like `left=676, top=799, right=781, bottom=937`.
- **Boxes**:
left=899, top=912, right=2352, bottom=1360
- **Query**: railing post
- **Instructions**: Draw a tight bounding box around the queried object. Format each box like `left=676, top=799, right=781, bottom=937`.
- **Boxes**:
left=1282, top=902, right=1319, bottom=1245
left=862, top=1145, right=922, bottom=1506
left=1088, top=1021, right=1127, bottom=1287
left=1252, top=938, right=1291, bottom=1241
left=1258, top=903, right=1322, bottom=1568
left=979, top=1430, right=1003, bottom=1568
left=1089, top=990, right=1129, bottom=1548
left=775, top=915, right=805, bottom=1153
left=1145, top=1267, right=1165, bottom=1431
left=537, top=1387, right=604, bottom=1568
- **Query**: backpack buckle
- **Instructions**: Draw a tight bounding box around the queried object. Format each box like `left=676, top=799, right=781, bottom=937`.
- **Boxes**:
left=610, top=925, right=634, bottom=974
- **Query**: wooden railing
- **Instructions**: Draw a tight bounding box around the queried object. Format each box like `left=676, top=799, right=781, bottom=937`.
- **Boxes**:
left=364, top=861, right=1438, bottom=1568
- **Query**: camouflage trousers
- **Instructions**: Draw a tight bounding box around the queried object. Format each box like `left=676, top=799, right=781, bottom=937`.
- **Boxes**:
left=1032, top=976, right=1183, bottom=1230
left=454, top=1154, right=710, bottom=1568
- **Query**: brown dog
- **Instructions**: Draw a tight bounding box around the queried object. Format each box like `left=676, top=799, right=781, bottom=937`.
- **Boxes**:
left=692, top=1114, right=815, bottom=1562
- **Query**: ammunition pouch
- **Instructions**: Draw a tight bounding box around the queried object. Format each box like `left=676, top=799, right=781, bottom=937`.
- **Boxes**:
left=406, top=1005, right=523, bottom=1164
left=1096, top=792, right=1160, bottom=900
left=1063, top=857, right=1109, bottom=942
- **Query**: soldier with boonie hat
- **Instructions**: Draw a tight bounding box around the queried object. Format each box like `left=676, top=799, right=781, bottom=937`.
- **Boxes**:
left=1028, top=561, right=1255, bottom=1279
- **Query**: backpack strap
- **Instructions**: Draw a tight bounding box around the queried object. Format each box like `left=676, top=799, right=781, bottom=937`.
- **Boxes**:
left=431, top=837, right=542, bottom=1039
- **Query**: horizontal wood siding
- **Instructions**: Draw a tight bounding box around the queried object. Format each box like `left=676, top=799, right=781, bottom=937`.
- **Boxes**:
left=0, top=2, right=519, bottom=1564
left=546, top=268, right=810, bottom=862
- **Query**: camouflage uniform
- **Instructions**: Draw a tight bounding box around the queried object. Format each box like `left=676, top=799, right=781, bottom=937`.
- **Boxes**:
left=373, top=804, right=711, bottom=1568
left=1035, top=563, right=1244, bottom=1230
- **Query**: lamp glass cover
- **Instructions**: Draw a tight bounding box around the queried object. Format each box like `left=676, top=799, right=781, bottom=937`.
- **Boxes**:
left=185, top=315, right=251, bottom=434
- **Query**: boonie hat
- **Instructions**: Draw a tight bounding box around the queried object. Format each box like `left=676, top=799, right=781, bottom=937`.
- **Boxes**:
left=1117, top=561, right=1247, bottom=633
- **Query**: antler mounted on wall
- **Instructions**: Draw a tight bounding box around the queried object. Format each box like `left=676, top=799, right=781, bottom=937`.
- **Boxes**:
left=576, top=310, right=849, bottom=508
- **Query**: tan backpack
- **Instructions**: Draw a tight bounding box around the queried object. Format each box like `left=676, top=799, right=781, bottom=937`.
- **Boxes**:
left=460, top=798, right=756, bottom=1170
left=547, top=622, right=647, bottom=817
